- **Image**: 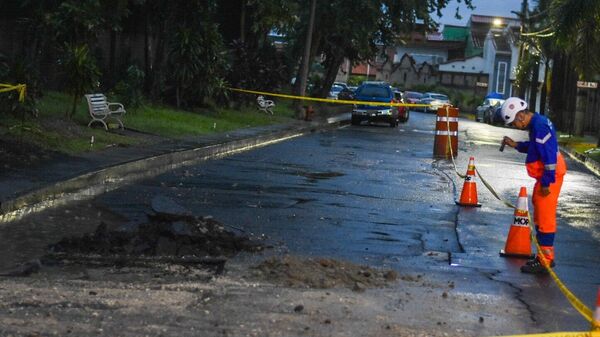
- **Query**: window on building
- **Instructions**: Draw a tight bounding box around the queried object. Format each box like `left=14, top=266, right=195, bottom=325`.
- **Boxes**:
left=403, top=72, right=407, bottom=83
left=496, top=61, right=507, bottom=94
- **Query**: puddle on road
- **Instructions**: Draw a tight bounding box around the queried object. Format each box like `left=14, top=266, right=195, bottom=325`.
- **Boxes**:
left=287, top=170, right=346, bottom=183
left=370, top=231, right=391, bottom=236
left=367, top=236, right=401, bottom=242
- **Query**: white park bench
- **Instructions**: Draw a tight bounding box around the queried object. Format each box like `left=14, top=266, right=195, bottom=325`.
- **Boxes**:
left=256, top=95, right=275, bottom=114
left=85, top=93, right=126, bottom=130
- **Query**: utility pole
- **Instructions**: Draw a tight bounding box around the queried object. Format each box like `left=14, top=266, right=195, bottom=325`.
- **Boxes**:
left=295, top=0, right=316, bottom=117
left=516, top=0, right=529, bottom=98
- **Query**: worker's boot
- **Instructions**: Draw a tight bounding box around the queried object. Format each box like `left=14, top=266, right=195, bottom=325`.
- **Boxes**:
left=526, top=255, right=555, bottom=267
left=521, top=257, right=554, bottom=274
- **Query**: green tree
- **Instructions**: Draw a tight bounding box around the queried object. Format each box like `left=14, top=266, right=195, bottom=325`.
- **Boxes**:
left=549, top=0, right=600, bottom=140
left=286, top=0, right=474, bottom=99
left=61, top=44, right=101, bottom=118
left=47, top=0, right=104, bottom=118
left=168, top=27, right=202, bottom=108
left=166, top=1, right=225, bottom=108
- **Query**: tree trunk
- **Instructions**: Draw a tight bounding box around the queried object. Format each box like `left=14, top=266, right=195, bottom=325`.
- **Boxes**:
left=151, top=23, right=167, bottom=100
left=70, top=94, right=78, bottom=119
left=565, top=57, right=578, bottom=135
left=240, top=0, right=246, bottom=44
left=292, top=30, right=321, bottom=96
left=144, top=8, right=151, bottom=93
left=574, top=88, right=586, bottom=136
left=539, top=59, right=549, bottom=115
left=549, top=52, right=564, bottom=128
left=551, top=52, right=578, bottom=134
left=109, top=29, right=117, bottom=87
left=529, top=59, right=540, bottom=112
left=295, top=0, right=317, bottom=118
left=318, top=53, right=344, bottom=98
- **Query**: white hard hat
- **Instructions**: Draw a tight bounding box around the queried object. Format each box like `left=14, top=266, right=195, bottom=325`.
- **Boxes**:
left=501, top=97, right=527, bottom=125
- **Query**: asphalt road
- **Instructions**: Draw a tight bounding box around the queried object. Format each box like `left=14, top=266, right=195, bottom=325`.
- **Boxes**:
left=95, top=110, right=600, bottom=331
left=1, top=110, right=598, bottom=335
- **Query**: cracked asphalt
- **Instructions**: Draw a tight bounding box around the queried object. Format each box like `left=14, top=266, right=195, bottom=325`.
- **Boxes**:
left=0, top=110, right=598, bottom=336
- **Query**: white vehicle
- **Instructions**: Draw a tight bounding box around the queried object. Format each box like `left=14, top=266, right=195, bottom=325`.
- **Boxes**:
left=420, top=92, right=451, bottom=113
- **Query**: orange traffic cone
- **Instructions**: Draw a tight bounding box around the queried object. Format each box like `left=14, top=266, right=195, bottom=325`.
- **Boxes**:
left=455, top=157, right=481, bottom=207
left=500, top=186, right=535, bottom=259
left=593, top=286, right=600, bottom=330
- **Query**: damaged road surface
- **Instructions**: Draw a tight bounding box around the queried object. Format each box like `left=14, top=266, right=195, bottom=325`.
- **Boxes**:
left=1, top=112, right=590, bottom=336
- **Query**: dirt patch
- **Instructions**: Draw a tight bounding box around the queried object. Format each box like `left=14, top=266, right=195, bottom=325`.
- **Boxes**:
left=0, top=136, right=58, bottom=169
left=41, top=118, right=90, bottom=138
left=253, top=255, right=398, bottom=290
left=50, top=215, right=261, bottom=258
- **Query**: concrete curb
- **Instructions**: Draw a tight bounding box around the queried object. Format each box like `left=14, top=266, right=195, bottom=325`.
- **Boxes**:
left=0, top=117, right=348, bottom=224
left=560, top=146, right=600, bottom=177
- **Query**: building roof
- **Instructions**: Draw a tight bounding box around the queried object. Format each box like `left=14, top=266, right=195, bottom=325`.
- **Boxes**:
left=465, top=13, right=521, bottom=56
left=351, top=63, right=382, bottom=76
left=403, top=39, right=465, bottom=50
left=469, top=14, right=520, bottom=26
left=443, top=25, right=469, bottom=42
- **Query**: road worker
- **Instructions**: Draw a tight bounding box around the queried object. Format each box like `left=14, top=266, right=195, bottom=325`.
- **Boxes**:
left=500, top=97, right=567, bottom=274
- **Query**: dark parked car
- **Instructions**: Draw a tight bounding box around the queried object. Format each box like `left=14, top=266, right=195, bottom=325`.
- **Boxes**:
left=476, top=98, right=505, bottom=123
left=327, top=83, right=348, bottom=100
left=351, top=83, right=398, bottom=127
left=403, top=91, right=424, bottom=111
left=337, top=87, right=355, bottom=100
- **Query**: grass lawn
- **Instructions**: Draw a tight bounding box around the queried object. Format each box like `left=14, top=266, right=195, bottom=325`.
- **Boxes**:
left=125, top=101, right=295, bottom=138
left=1, top=91, right=296, bottom=155
left=557, top=133, right=600, bottom=162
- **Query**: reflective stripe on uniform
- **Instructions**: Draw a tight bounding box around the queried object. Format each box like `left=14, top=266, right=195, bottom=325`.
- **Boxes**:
left=545, top=164, right=556, bottom=170
left=536, top=133, right=551, bottom=144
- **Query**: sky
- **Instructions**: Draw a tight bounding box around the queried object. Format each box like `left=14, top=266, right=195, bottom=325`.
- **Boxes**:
left=437, top=0, right=523, bottom=26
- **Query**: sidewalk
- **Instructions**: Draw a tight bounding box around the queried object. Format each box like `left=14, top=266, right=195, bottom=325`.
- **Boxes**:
left=0, top=113, right=350, bottom=224
left=560, top=134, right=600, bottom=177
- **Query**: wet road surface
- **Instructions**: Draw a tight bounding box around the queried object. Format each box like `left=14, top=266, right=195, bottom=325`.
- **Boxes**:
left=1, top=111, right=598, bottom=334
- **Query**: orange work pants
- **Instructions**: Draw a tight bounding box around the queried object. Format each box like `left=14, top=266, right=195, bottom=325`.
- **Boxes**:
left=532, top=175, right=564, bottom=234
left=532, top=174, right=564, bottom=263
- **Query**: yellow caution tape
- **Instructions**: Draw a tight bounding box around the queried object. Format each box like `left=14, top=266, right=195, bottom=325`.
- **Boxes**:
left=493, top=331, right=599, bottom=337
left=227, top=87, right=429, bottom=107
left=0, top=83, right=26, bottom=102
left=532, top=235, right=595, bottom=323
left=442, top=106, right=595, bottom=325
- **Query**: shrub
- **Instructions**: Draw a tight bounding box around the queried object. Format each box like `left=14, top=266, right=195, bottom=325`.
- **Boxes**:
left=0, top=53, right=40, bottom=117
left=59, top=43, right=101, bottom=119
left=113, top=65, right=145, bottom=108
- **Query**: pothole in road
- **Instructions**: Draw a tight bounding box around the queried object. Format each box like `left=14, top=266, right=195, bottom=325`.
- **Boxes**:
left=0, top=195, right=263, bottom=277
left=296, top=171, right=345, bottom=181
